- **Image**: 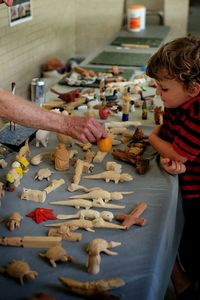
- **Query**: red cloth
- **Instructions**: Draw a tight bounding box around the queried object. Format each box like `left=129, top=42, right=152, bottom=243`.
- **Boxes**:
left=26, top=208, right=57, bottom=224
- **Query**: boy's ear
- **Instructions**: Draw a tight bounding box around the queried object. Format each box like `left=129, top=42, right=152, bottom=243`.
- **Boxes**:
left=189, top=83, right=200, bottom=97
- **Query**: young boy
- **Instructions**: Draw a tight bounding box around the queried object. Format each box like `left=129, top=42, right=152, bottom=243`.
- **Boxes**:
left=146, top=36, right=200, bottom=299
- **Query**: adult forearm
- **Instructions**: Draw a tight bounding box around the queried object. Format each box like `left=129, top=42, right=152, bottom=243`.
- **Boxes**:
left=0, top=88, right=107, bottom=143
left=0, top=88, right=65, bottom=131
left=149, top=133, right=187, bottom=163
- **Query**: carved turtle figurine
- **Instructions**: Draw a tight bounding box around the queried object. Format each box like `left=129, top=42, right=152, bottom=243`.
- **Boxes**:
left=34, top=168, right=53, bottom=181
left=39, top=245, right=73, bottom=267
left=0, top=260, right=38, bottom=285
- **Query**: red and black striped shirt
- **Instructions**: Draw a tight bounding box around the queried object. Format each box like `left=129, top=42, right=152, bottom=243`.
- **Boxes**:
left=159, top=95, right=200, bottom=200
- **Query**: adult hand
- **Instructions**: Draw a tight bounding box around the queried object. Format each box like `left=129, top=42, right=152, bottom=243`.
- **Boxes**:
left=160, top=157, right=186, bottom=175
left=65, top=115, right=107, bottom=143
left=0, top=0, right=13, bottom=6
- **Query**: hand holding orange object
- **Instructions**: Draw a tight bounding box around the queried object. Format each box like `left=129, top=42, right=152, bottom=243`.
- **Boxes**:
left=97, top=136, right=112, bottom=152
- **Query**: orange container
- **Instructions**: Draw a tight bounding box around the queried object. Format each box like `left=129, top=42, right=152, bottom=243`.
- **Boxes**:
left=127, top=5, right=146, bottom=32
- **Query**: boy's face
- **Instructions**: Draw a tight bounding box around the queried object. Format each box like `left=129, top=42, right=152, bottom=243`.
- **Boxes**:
left=155, top=78, right=193, bottom=109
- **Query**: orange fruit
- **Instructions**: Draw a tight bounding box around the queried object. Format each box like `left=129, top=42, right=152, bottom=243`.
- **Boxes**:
left=97, top=136, right=112, bottom=152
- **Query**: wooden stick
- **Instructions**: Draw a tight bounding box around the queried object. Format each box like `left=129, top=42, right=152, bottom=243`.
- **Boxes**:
left=121, top=43, right=150, bottom=49
left=0, top=236, right=61, bottom=248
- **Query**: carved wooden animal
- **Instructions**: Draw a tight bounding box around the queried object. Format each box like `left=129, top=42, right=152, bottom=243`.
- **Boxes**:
left=59, top=276, right=125, bottom=297
left=86, top=238, right=121, bottom=274
left=112, top=148, right=150, bottom=174
left=44, top=218, right=125, bottom=232
left=154, top=106, right=164, bottom=125
left=49, top=199, right=125, bottom=210
left=39, top=245, right=73, bottom=268
left=52, top=144, right=69, bottom=171
left=73, top=159, right=94, bottom=185
left=83, top=171, right=133, bottom=183
left=17, top=138, right=31, bottom=158
left=21, top=188, right=46, bottom=203
left=34, top=168, right=53, bottom=181
left=69, top=189, right=133, bottom=202
left=31, top=152, right=51, bottom=165
left=0, top=159, right=7, bottom=168
left=0, top=260, right=38, bottom=285
left=106, top=161, right=122, bottom=173
left=57, top=209, right=114, bottom=222
left=67, top=183, right=100, bottom=192
left=48, top=225, right=82, bottom=242
left=35, top=130, right=50, bottom=147
left=44, top=179, right=65, bottom=194
left=6, top=212, right=23, bottom=231
left=0, top=181, right=5, bottom=203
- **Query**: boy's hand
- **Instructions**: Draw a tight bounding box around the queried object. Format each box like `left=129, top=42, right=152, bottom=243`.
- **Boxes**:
left=160, top=157, right=186, bottom=175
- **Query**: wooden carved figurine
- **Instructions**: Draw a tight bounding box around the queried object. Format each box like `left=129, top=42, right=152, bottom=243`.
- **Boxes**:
left=0, top=181, right=5, bottom=204
left=17, top=138, right=31, bottom=158
left=39, top=245, right=73, bottom=268
left=43, top=178, right=65, bottom=194
left=48, top=225, right=82, bottom=242
left=49, top=199, right=125, bottom=210
left=16, top=155, right=30, bottom=173
left=44, top=218, right=125, bottom=232
left=115, top=202, right=147, bottom=229
left=5, top=161, right=23, bottom=191
left=0, top=159, right=7, bottom=168
left=83, top=171, right=133, bottom=184
left=59, top=276, right=125, bottom=298
left=154, top=106, right=164, bottom=125
left=0, top=260, right=38, bottom=285
left=69, top=189, right=133, bottom=202
left=35, top=130, right=50, bottom=147
left=52, top=144, right=69, bottom=171
left=34, top=168, right=53, bottom=181
left=57, top=209, right=114, bottom=222
left=86, top=238, right=121, bottom=274
left=106, top=161, right=122, bottom=173
left=72, top=159, right=94, bottom=185
left=6, top=212, right=23, bottom=231
left=31, top=152, right=52, bottom=165
left=21, top=188, right=46, bottom=203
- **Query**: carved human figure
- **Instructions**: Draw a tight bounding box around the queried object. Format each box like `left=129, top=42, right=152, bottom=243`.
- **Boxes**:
left=52, top=144, right=69, bottom=171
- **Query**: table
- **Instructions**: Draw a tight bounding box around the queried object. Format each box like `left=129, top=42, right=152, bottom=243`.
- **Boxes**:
left=82, top=25, right=171, bottom=67
left=0, top=113, right=184, bottom=300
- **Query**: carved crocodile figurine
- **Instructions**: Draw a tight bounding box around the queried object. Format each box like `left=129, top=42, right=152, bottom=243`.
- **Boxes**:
left=44, top=217, right=126, bottom=232
left=83, top=171, right=133, bottom=183
left=49, top=199, right=125, bottom=209
left=69, top=189, right=133, bottom=202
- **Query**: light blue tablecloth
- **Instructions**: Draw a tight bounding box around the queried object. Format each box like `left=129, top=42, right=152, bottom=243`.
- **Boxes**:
left=0, top=127, right=184, bottom=300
